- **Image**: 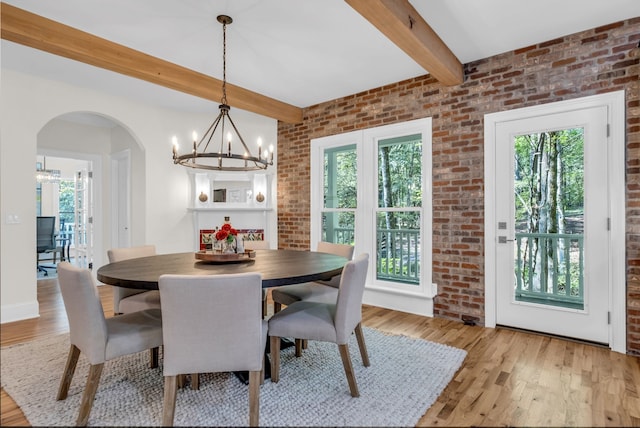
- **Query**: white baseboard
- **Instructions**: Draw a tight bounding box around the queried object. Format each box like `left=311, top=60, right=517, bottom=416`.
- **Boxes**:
left=363, top=287, right=434, bottom=317
left=1, top=301, right=40, bottom=324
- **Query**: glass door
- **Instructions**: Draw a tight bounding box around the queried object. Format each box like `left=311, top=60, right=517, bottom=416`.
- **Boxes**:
left=74, top=168, right=94, bottom=269
left=495, top=106, right=609, bottom=344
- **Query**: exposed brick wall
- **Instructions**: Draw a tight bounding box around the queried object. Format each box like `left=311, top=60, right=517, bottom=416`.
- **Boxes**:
left=277, top=18, right=640, bottom=354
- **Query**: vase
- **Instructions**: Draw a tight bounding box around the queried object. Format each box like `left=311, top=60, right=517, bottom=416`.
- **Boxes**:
left=222, top=240, right=235, bottom=254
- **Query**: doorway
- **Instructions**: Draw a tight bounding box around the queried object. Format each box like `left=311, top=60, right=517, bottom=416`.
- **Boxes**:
left=484, top=91, right=626, bottom=352
left=36, top=154, right=97, bottom=273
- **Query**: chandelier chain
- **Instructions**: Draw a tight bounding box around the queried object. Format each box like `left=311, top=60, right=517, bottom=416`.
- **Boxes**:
left=221, top=19, right=227, bottom=105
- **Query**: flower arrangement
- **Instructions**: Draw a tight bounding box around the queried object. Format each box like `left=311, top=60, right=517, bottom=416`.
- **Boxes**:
left=215, top=222, right=238, bottom=243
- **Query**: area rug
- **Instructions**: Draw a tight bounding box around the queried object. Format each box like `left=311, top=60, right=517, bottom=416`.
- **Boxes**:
left=1, top=327, right=466, bottom=427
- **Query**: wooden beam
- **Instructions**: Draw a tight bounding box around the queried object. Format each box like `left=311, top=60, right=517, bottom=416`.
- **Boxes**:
left=345, top=0, right=463, bottom=86
left=0, top=3, right=303, bottom=123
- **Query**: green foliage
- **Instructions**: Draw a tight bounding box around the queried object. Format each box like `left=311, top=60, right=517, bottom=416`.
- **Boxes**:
left=378, top=135, right=422, bottom=209
left=58, top=180, right=75, bottom=225
left=324, top=145, right=357, bottom=211
left=513, top=128, right=584, bottom=228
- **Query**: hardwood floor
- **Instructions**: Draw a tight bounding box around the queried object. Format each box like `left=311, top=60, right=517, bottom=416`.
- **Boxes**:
left=2, top=278, right=639, bottom=426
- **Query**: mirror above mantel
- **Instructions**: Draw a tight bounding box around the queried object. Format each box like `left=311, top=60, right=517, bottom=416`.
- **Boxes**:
left=187, top=170, right=273, bottom=211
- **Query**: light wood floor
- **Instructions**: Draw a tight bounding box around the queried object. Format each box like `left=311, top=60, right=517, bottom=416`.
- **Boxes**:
left=1, top=278, right=639, bottom=427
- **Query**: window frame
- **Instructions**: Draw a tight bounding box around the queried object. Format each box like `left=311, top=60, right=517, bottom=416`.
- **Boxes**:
left=311, top=118, right=434, bottom=308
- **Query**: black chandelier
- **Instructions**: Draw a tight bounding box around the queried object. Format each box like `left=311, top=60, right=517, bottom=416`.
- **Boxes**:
left=172, top=15, right=273, bottom=171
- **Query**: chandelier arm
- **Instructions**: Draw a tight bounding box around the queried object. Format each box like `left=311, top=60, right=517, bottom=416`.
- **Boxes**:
left=200, top=111, right=224, bottom=154
left=225, top=113, right=255, bottom=157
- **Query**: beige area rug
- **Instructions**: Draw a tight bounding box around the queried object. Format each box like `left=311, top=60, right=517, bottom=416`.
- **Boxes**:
left=1, top=327, right=466, bottom=426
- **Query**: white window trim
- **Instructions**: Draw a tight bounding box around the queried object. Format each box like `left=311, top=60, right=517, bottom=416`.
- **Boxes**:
left=311, top=118, right=434, bottom=316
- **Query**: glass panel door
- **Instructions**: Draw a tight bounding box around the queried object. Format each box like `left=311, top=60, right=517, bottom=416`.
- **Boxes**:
left=495, top=106, right=609, bottom=344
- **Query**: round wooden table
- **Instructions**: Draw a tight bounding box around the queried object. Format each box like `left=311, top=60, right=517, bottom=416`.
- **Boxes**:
left=97, top=249, right=348, bottom=289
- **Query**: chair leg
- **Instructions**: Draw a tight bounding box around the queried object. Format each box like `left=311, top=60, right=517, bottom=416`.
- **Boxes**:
left=57, top=344, right=81, bottom=400
left=302, top=339, right=308, bottom=349
left=76, top=363, right=104, bottom=426
left=338, top=344, right=359, bottom=397
left=295, top=339, right=303, bottom=357
left=262, top=293, right=268, bottom=319
left=162, top=375, right=179, bottom=427
left=273, top=302, right=282, bottom=313
left=248, top=370, right=261, bottom=427
left=270, top=335, right=281, bottom=383
left=354, top=323, right=370, bottom=367
left=149, top=347, right=159, bottom=368
left=191, top=373, right=199, bottom=390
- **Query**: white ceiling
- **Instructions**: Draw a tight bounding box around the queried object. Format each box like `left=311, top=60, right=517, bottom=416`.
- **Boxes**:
left=2, top=0, right=639, bottom=114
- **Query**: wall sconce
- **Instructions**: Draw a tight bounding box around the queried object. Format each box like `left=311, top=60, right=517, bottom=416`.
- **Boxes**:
left=254, top=174, right=267, bottom=204
left=194, top=173, right=210, bottom=205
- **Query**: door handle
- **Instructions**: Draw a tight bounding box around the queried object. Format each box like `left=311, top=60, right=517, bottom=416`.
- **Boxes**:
left=498, top=236, right=515, bottom=243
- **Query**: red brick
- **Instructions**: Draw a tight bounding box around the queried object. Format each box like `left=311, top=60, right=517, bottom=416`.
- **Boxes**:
left=277, top=18, right=639, bottom=355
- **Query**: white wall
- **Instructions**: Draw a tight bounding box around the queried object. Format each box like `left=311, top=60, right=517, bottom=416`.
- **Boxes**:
left=0, top=69, right=277, bottom=323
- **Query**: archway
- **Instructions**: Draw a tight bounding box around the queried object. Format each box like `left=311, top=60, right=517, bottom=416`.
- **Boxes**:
left=36, top=111, right=146, bottom=276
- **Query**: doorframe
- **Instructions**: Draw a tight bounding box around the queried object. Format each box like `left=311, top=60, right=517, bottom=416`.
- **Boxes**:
left=484, top=91, right=626, bottom=353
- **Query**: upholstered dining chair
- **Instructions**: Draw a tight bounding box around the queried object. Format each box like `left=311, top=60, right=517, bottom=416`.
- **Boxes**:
left=243, top=240, right=271, bottom=317
left=268, top=253, right=370, bottom=397
left=56, top=262, right=163, bottom=426
left=158, top=272, right=267, bottom=427
left=271, top=241, right=354, bottom=314
left=107, top=245, right=160, bottom=314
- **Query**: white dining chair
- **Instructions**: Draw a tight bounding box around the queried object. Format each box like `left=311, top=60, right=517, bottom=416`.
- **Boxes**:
left=56, top=262, right=163, bottom=426
left=271, top=242, right=354, bottom=314
left=158, top=272, right=267, bottom=427
left=243, top=240, right=271, bottom=317
left=268, top=253, right=370, bottom=397
left=107, top=245, right=160, bottom=314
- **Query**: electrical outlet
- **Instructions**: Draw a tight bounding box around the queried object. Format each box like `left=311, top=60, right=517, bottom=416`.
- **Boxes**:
left=5, top=214, right=21, bottom=224
left=431, top=283, right=438, bottom=296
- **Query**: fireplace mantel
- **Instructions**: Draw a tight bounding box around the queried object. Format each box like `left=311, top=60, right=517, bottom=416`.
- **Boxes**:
left=185, top=171, right=277, bottom=250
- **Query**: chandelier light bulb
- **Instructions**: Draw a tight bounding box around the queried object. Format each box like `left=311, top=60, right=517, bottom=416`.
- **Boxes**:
left=172, top=136, right=179, bottom=157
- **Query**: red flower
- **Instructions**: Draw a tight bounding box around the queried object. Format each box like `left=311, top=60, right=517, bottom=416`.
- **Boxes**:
left=216, top=223, right=238, bottom=242
left=215, top=230, right=229, bottom=241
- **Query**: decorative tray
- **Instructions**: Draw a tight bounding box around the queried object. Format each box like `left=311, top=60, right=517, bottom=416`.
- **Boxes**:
left=195, top=250, right=256, bottom=263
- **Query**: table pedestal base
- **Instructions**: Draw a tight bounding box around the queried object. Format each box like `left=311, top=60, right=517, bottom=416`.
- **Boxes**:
left=233, top=337, right=295, bottom=384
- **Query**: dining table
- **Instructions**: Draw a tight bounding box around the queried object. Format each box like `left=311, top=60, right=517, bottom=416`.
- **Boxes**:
left=96, top=248, right=349, bottom=385
left=96, top=249, right=348, bottom=290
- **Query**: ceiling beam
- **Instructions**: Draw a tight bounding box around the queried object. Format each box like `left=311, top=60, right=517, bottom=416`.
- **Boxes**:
left=345, top=0, right=463, bottom=86
left=0, top=3, right=303, bottom=123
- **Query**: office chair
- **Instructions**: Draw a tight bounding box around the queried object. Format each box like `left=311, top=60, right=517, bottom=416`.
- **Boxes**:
left=36, top=216, right=57, bottom=275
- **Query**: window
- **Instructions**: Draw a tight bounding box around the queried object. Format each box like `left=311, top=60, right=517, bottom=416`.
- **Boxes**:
left=376, top=134, right=422, bottom=285
left=322, top=144, right=357, bottom=244
left=311, top=118, right=433, bottom=312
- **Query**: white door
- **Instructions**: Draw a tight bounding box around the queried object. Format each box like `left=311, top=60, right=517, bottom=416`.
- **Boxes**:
left=495, top=106, right=609, bottom=344
left=111, top=150, right=131, bottom=248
